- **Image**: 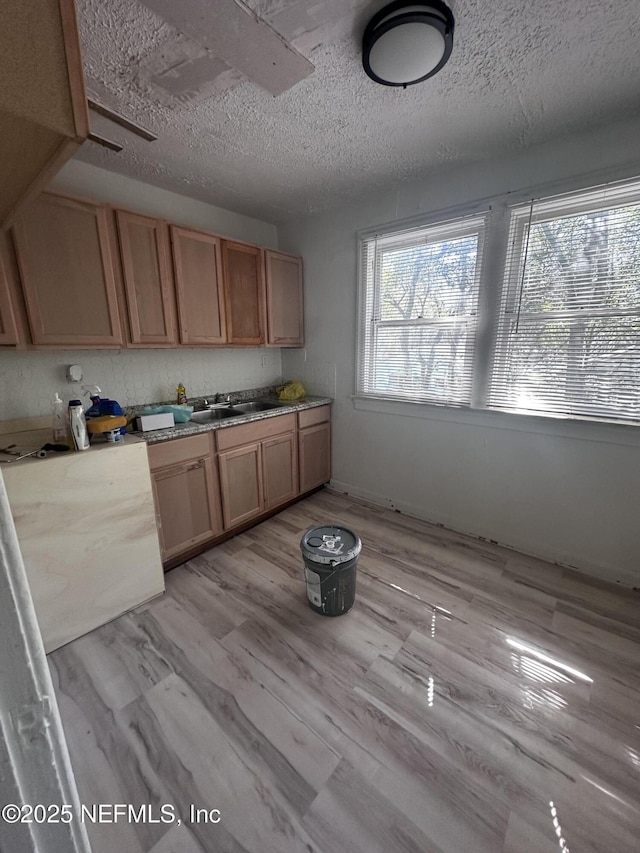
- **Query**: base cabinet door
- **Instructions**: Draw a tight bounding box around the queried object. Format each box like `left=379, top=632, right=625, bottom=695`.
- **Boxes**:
left=152, top=455, right=222, bottom=561
left=218, top=442, right=264, bottom=528
left=299, top=422, right=331, bottom=493
left=262, top=432, right=297, bottom=510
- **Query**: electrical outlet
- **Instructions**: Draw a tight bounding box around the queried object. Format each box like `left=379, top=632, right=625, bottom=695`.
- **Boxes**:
left=261, top=355, right=270, bottom=368
left=66, top=364, right=82, bottom=382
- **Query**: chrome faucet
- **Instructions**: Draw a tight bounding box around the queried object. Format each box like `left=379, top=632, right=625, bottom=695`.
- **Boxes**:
left=216, top=392, right=231, bottom=404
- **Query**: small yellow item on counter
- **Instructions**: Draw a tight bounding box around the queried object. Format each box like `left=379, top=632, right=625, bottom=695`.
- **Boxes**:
left=277, top=379, right=306, bottom=401
left=86, top=415, right=127, bottom=434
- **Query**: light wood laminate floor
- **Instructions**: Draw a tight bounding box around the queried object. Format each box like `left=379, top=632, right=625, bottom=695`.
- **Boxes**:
left=49, top=489, right=640, bottom=853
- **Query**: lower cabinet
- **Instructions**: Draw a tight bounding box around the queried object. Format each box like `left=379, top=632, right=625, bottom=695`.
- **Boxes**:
left=263, top=432, right=298, bottom=510
left=148, top=433, right=223, bottom=562
left=148, top=407, right=330, bottom=566
left=217, top=414, right=297, bottom=529
left=298, top=406, right=331, bottom=493
left=3, top=438, right=164, bottom=653
left=218, top=441, right=263, bottom=528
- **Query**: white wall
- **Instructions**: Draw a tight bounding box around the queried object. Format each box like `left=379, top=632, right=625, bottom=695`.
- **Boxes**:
left=279, top=116, right=640, bottom=586
left=1, top=161, right=282, bottom=420
left=50, top=160, right=278, bottom=248
left=0, top=348, right=282, bottom=420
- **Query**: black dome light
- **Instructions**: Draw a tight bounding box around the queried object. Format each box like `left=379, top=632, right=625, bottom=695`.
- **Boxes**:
left=362, top=1, right=455, bottom=88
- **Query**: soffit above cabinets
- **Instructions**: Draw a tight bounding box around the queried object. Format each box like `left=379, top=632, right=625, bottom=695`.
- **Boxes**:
left=75, top=0, right=640, bottom=223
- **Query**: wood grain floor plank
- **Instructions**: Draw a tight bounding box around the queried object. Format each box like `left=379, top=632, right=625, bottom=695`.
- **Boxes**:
left=303, top=760, right=448, bottom=853
left=49, top=655, right=173, bottom=852
left=506, top=555, right=640, bottom=627
left=147, top=824, right=206, bottom=853
left=49, top=489, right=640, bottom=853
left=122, top=673, right=323, bottom=853
left=390, top=632, right=640, bottom=850
left=503, top=811, right=561, bottom=853
left=147, top=594, right=342, bottom=794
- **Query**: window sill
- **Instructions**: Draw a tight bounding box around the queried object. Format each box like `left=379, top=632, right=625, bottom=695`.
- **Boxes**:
left=352, top=395, right=640, bottom=448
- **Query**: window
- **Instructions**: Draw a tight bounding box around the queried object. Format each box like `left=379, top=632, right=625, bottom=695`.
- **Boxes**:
left=357, top=214, right=487, bottom=406
left=357, top=176, right=640, bottom=425
left=489, top=183, right=640, bottom=420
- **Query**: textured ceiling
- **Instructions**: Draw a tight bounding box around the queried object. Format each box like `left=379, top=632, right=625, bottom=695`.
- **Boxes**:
left=76, top=0, right=640, bottom=223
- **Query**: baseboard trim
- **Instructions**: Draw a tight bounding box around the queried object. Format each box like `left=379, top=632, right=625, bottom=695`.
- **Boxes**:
left=329, top=479, right=639, bottom=590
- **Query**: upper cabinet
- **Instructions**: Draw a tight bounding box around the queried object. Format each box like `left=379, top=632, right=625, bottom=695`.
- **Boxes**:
left=12, top=193, right=123, bottom=347
left=0, top=0, right=88, bottom=227
left=222, top=241, right=265, bottom=345
left=0, top=241, right=20, bottom=346
left=265, top=249, right=304, bottom=346
left=171, top=226, right=227, bottom=345
left=116, top=210, right=177, bottom=346
left=6, top=188, right=304, bottom=350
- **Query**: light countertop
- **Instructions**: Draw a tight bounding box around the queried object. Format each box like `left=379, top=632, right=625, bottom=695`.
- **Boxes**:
left=133, top=396, right=332, bottom=445
left=0, top=428, right=146, bottom=467
left=0, top=397, right=332, bottom=464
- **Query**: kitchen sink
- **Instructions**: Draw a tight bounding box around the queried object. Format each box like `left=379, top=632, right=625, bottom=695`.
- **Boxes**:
left=229, top=401, right=285, bottom=414
left=190, top=407, right=238, bottom=423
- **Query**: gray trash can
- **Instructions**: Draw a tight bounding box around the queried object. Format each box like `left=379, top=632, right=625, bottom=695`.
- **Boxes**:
left=300, top=524, right=361, bottom=616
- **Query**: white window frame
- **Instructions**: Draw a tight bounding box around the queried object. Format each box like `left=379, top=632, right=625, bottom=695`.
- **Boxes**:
left=355, top=175, right=640, bottom=428
left=489, top=181, right=640, bottom=421
left=357, top=212, right=488, bottom=407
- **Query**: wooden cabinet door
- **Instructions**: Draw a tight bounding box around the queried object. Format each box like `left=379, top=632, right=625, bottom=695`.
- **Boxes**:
left=218, top=442, right=264, bottom=529
left=222, top=240, right=265, bottom=345
left=0, top=244, right=19, bottom=345
left=151, top=455, right=222, bottom=562
left=265, top=250, right=304, bottom=346
left=12, top=193, right=123, bottom=347
left=171, top=226, right=227, bottom=345
left=262, top=432, right=298, bottom=511
left=299, top=422, right=331, bottom=493
left=0, top=0, right=88, bottom=227
left=116, top=210, right=177, bottom=346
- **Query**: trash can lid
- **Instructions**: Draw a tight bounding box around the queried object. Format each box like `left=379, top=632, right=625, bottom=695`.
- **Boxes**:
left=300, top=524, right=361, bottom=565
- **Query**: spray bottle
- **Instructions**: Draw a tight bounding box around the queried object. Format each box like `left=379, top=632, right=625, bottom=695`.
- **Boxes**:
left=52, top=393, right=72, bottom=448
left=82, top=385, right=102, bottom=420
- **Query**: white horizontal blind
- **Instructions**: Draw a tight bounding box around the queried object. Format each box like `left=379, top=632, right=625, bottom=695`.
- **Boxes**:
left=358, top=214, right=487, bottom=405
left=489, top=181, right=640, bottom=421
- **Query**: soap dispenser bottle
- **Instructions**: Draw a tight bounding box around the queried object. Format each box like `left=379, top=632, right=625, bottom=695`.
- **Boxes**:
left=52, top=393, right=72, bottom=448
left=68, top=399, right=90, bottom=451
left=177, top=382, right=187, bottom=405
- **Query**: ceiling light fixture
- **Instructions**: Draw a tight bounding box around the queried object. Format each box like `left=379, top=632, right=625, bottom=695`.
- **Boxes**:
left=362, top=1, right=455, bottom=88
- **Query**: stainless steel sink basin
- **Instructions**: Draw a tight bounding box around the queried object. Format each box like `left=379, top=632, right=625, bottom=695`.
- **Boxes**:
left=229, top=401, right=285, bottom=414
left=190, top=407, right=238, bottom=423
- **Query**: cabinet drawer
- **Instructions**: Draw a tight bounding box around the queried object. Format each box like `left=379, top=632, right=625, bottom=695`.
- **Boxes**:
left=147, top=433, right=212, bottom=470
left=216, top=413, right=296, bottom=451
left=297, top=405, right=330, bottom=429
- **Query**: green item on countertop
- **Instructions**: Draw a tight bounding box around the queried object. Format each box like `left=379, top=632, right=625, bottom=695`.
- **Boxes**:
left=142, top=405, right=193, bottom=423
